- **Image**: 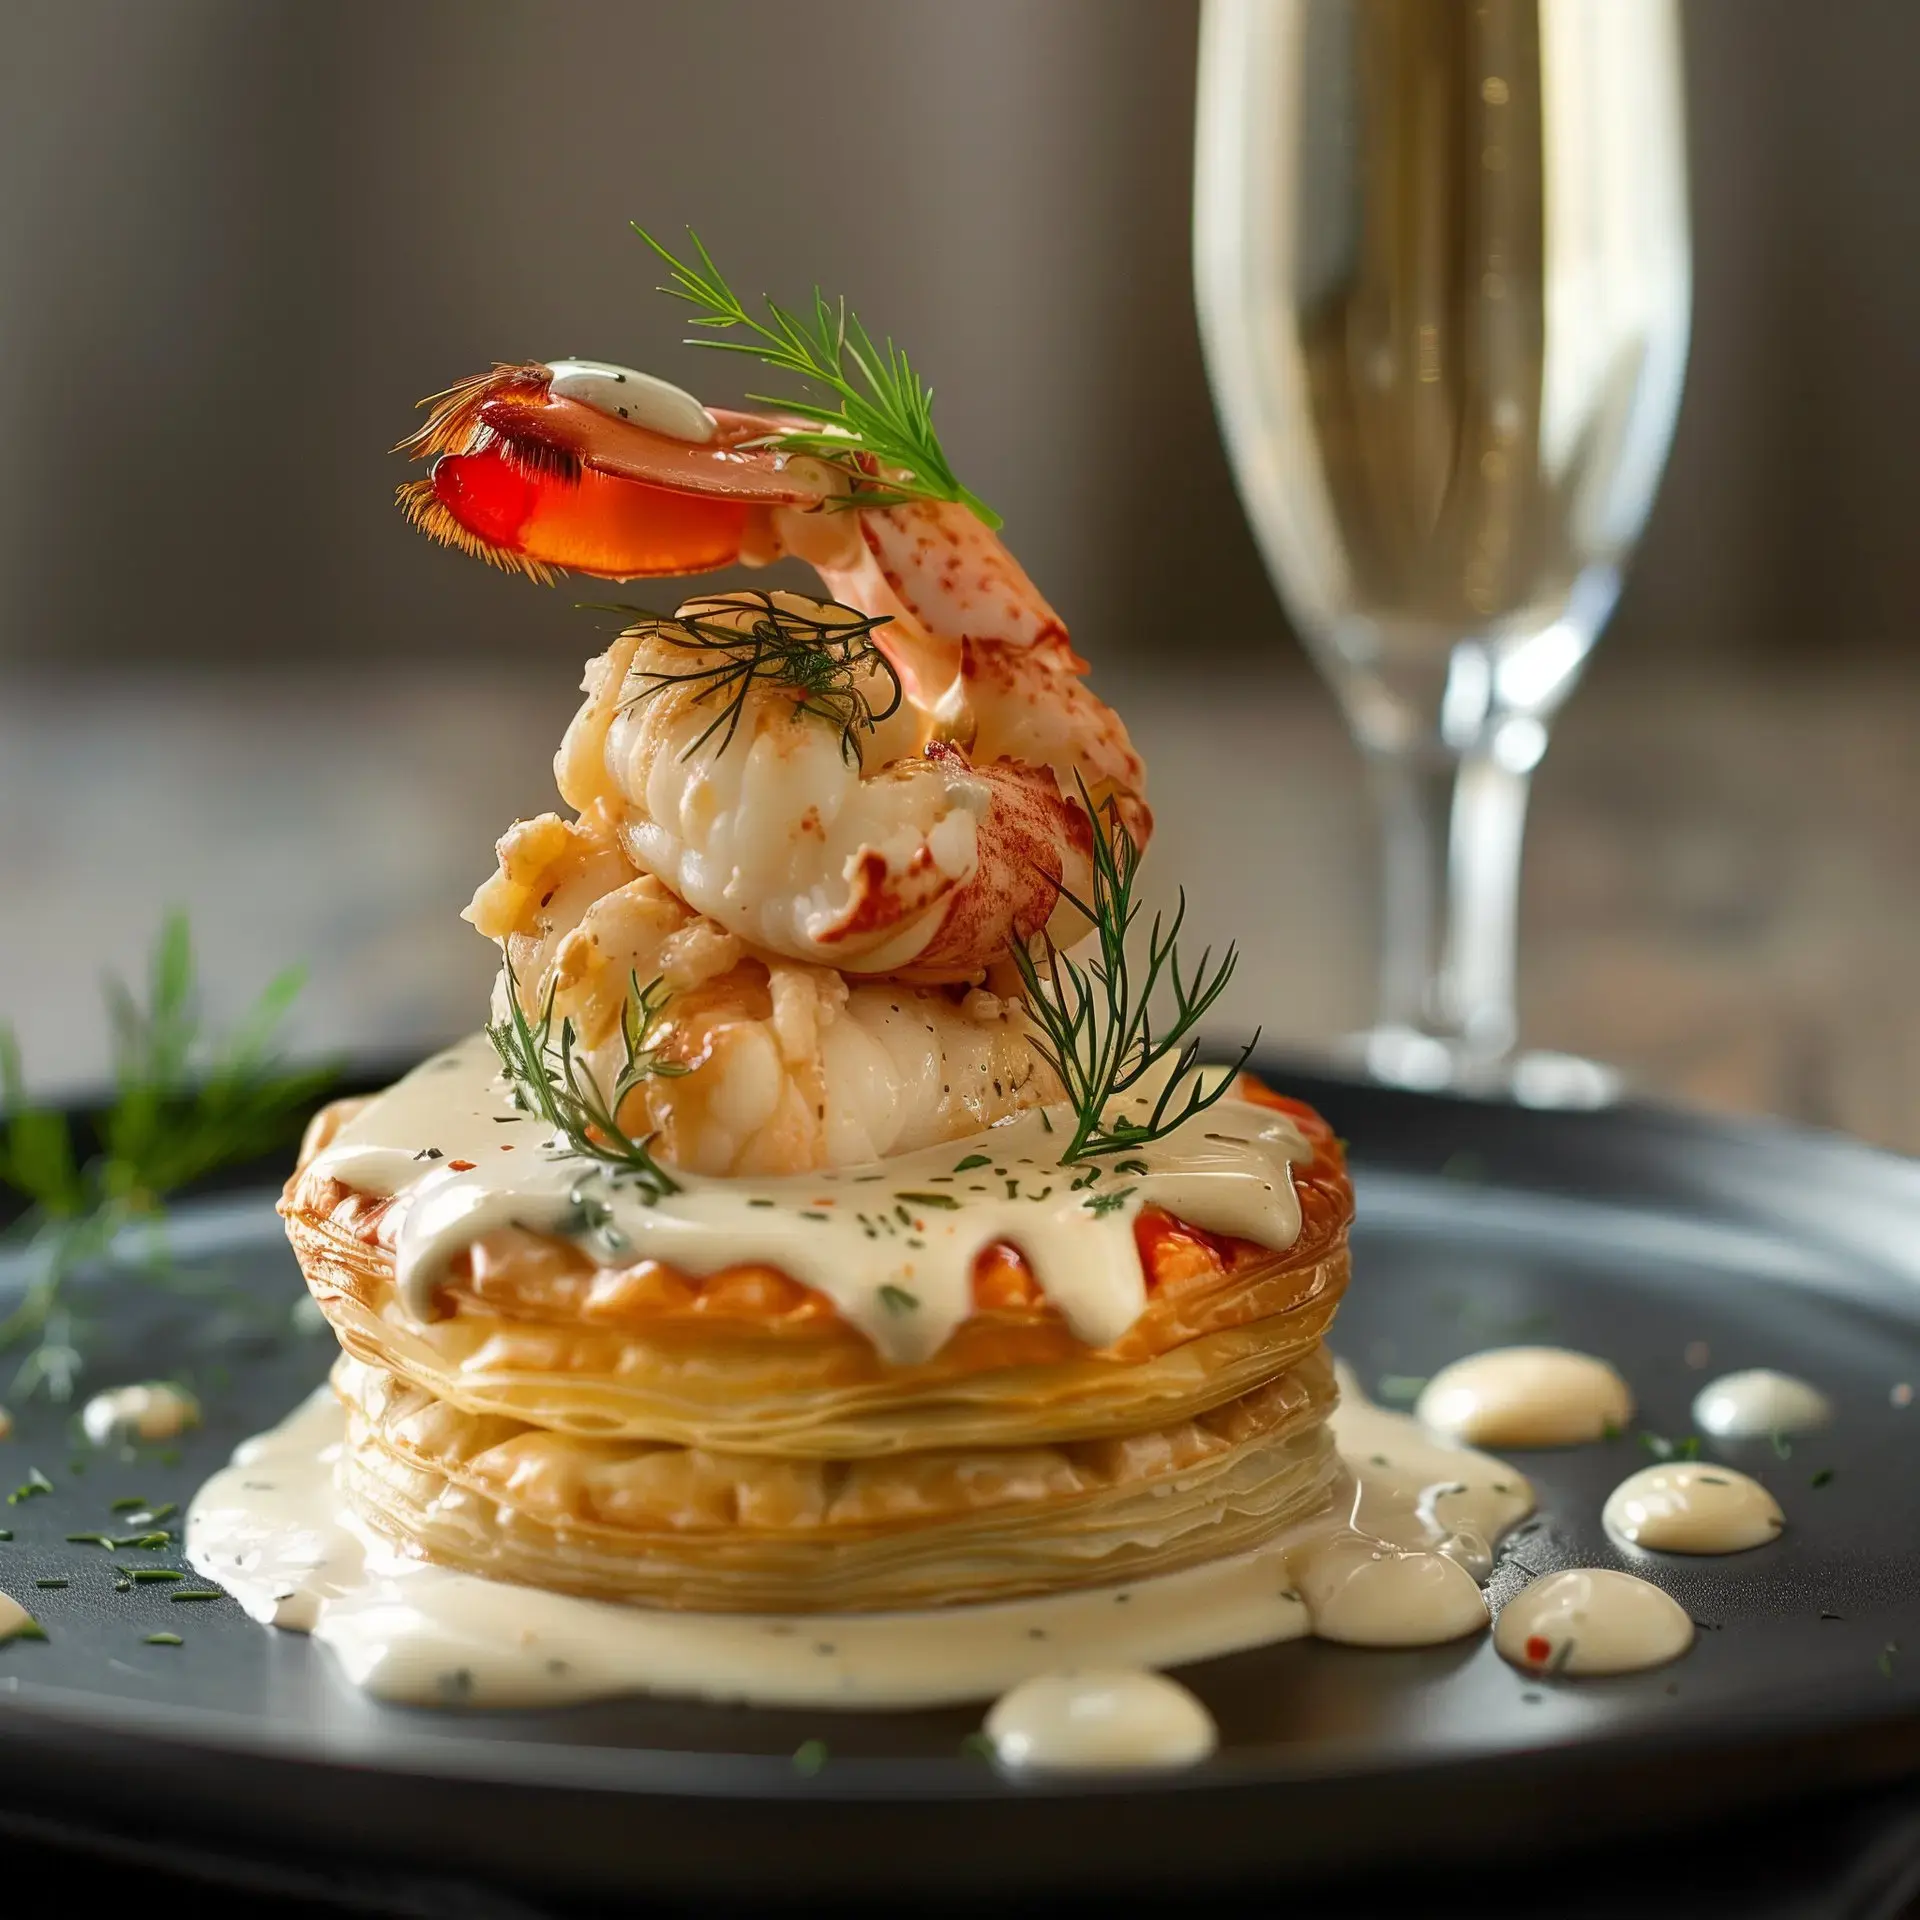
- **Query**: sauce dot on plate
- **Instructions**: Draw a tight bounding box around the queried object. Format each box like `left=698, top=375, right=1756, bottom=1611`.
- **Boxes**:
left=1691, top=1370, right=1830, bottom=1440
left=1415, top=1347, right=1632, bottom=1448
left=1495, top=1569, right=1693, bottom=1676
left=1603, top=1463, right=1784, bottom=1554
left=81, top=1382, right=201, bottom=1447
left=984, top=1669, right=1217, bottom=1772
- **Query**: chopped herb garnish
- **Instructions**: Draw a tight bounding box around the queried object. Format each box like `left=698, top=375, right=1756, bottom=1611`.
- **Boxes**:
left=168, top=1589, right=224, bottom=1603
left=800, top=1211, right=830, bottom=1223
left=1114, top=1158, right=1149, bottom=1176
left=109, top=1496, right=150, bottom=1513
left=894, top=1191, right=960, bottom=1211
left=1083, top=1187, right=1135, bottom=1218
left=5, top=1618, right=47, bottom=1642
left=953, top=1154, right=991, bottom=1172
left=1771, top=1430, right=1794, bottom=1459
left=127, top=1568, right=183, bottom=1584
left=791, top=1738, right=830, bottom=1776
left=64, top=1532, right=116, bottom=1548
left=958, top=1731, right=997, bottom=1761
left=1639, top=1432, right=1701, bottom=1462
left=747, top=1198, right=775, bottom=1209
left=144, top=1632, right=183, bottom=1647
left=33, top=1578, right=67, bottom=1589
left=1810, top=1467, right=1835, bottom=1489
left=877, top=1285, right=920, bottom=1315
left=8, top=1468, right=52, bottom=1504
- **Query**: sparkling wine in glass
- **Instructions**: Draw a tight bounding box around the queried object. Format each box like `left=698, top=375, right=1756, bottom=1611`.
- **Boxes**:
left=1194, top=0, right=1691, bottom=1102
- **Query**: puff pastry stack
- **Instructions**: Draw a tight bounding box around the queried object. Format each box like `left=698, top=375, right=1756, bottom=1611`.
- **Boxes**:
left=282, top=1087, right=1353, bottom=1612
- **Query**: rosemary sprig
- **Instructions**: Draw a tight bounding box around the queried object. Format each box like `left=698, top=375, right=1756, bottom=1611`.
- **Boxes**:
left=0, top=915, right=332, bottom=1400
left=634, top=225, right=1000, bottom=529
left=1014, top=782, right=1257, bottom=1164
left=591, top=591, right=903, bottom=767
left=485, top=960, right=687, bottom=1201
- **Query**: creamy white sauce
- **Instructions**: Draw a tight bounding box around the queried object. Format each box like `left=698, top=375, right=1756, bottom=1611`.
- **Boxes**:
left=311, top=1037, right=1314, bottom=1368
left=81, top=1381, right=200, bottom=1446
left=1415, top=1347, right=1633, bottom=1448
left=1691, top=1369, right=1832, bottom=1440
left=0, top=1591, right=34, bottom=1642
left=1494, top=1569, right=1693, bottom=1676
left=545, top=359, right=716, bottom=443
left=985, top=1669, right=1217, bottom=1771
left=186, top=1375, right=1533, bottom=1711
left=1603, top=1463, right=1785, bottom=1554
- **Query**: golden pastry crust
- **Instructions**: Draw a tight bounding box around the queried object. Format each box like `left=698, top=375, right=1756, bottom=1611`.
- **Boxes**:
left=280, top=1082, right=1352, bottom=1456
left=334, top=1349, right=1342, bottom=1612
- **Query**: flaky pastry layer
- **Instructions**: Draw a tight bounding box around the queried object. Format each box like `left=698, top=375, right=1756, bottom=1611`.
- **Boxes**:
left=334, top=1348, right=1342, bottom=1611
left=282, top=1083, right=1352, bottom=1456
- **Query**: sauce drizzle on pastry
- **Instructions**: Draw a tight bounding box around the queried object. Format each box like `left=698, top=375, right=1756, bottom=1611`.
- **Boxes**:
left=311, top=1036, right=1314, bottom=1367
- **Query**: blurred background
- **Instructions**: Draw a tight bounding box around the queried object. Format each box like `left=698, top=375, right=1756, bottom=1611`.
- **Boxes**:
left=0, top=0, right=1915, bottom=1145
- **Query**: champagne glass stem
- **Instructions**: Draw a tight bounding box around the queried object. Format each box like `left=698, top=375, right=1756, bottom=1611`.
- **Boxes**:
left=1369, top=730, right=1536, bottom=1077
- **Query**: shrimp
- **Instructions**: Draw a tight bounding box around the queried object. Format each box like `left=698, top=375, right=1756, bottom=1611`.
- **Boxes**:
left=466, top=812, right=1058, bottom=1177
left=552, top=594, right=1092, bottom=981
left=398, top=360, right=1152, bottom=902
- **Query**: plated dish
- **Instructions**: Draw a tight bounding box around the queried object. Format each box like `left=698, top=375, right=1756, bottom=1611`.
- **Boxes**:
left=197, top=235, right=1567, bottom=1743
left=7, top=241, right=1905, bottom=1800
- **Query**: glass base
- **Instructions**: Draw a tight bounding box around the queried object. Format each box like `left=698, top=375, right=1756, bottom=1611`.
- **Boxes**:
left=1328, top=1026, right=1623, bottom=1111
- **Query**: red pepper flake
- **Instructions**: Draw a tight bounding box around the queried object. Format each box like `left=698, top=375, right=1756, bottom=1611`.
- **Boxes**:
left=809, top=1199, right=835, bottom=1208
left=1524, top=1634, right=1552, bottom=1665
left=448, top=1159, right=476, bottom=1172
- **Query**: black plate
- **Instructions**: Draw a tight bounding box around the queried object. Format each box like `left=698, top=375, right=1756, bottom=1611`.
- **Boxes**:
left=2, top=1058, right=1919, bottom=1903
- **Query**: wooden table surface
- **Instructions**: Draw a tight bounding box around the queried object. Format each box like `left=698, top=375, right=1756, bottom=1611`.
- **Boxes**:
left=2, top=650, right=1916, bottom=1155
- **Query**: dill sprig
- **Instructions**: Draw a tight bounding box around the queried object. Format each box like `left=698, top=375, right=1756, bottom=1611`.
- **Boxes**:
left=634, top=225, right=1000, bottom=530
left=1014, top=783, right=1257, bottom=1165
left=0, top=915, right=333, bottom=1400
left=593, top=591, right=903, bottom=767
left=486, top=960, right=687, bottom=1201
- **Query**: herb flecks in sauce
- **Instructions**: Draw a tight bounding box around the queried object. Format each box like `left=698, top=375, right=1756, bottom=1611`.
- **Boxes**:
left=312, top=1038, right=1313, bottom=1368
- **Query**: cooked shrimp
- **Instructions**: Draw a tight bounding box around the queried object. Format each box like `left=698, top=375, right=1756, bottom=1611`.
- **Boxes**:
left=466, top=813, right=1057, bottom=1176
left=551, top=594, right=1092, bottom=981
left=398, top=359, right=1151, bottom=850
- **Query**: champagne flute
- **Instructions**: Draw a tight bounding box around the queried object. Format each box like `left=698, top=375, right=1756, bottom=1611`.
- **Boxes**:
left=1194, top=0, right=1690, bottom=1103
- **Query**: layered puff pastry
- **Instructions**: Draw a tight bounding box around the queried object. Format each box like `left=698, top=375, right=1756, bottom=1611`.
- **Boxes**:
left=282, top=1081, right=1354, bottom=1611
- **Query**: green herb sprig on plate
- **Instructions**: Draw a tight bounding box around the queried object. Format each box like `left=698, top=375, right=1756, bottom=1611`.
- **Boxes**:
left=0, top=914, right=334, bottom=1400
left=634, top=225, right=1000, bottom=529
left=1015, top=782, right=1257, bottom=1166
